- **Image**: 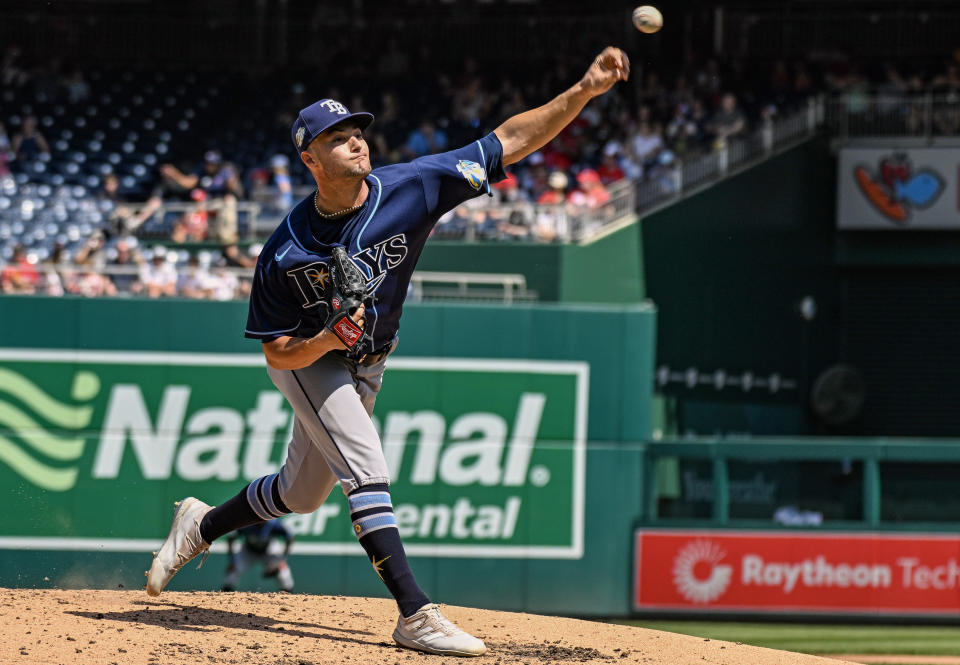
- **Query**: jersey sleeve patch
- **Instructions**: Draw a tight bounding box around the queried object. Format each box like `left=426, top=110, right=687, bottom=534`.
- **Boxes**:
left=413, top=132, right=507, bottom=218
left=456, top=159, right=486, bottom=191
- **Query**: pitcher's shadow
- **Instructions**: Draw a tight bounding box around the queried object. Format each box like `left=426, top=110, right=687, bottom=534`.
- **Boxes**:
left=67, top=600, right=386, bottom=649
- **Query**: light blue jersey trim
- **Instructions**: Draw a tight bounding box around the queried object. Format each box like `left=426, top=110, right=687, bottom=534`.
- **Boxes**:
left=356, top=174, right=383, bottom=343
left=355, top=174, right=383, bottom=252
left=284, top=212, right=307, bottom=252
left=475, top=139, right=492, bottom=196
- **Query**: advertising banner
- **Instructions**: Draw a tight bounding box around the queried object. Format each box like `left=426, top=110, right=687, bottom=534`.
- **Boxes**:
left=837, top=147, right=959, bottom=229
left=0, top=349, right=587, bottom=559
left=635, top=529, right=960, bottom=614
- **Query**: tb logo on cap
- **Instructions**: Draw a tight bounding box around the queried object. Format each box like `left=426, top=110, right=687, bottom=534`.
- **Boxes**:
left=320, top=100, right=348, bottom=115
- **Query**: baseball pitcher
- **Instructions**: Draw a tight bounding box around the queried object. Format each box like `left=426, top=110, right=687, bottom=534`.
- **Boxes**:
left=146, top=46, right=629, bottom=657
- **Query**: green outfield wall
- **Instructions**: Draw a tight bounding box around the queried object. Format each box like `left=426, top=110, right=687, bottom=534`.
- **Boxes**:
left=640, top=138, right=839, bottom=436
left=0, top=296, right=654, bottom=616
left=418, top=221, right=645, bottom=304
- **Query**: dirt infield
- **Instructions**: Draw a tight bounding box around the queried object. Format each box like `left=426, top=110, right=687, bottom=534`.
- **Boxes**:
left=1, top=589, right=857, bottom=665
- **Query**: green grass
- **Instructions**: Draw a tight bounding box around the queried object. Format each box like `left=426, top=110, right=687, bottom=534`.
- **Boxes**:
left=611, top=621, right=960, bottom=656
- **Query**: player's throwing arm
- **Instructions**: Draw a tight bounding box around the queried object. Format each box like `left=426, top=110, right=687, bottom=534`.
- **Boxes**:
left=493, top=46, right=629, bottom=165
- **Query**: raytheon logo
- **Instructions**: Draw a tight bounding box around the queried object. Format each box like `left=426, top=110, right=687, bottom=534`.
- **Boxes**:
left=672, top=540, right=733, bottom=603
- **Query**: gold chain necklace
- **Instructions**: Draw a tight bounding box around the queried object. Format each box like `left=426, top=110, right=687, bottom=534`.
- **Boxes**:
left=314, top=191, right=364, bottom=219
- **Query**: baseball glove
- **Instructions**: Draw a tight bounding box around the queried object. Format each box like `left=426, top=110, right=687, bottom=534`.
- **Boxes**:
left=325, top=246, right=370, bottom=352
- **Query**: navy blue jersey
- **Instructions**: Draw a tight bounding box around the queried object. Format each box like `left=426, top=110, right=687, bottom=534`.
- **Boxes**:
left=245, top=132, right=506, bottom=354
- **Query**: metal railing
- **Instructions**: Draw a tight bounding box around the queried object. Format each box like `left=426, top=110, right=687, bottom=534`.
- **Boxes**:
left=443, top=178, right=637, bottom=245
left=410, top=271, right=533, bottom=304
left=22, top=261, right=535, bottom=304
left=635, top=96, right=825, bottom=215
left=826, top=93, right=960, bottom=140
left=132, top=200, right=263, bottom=241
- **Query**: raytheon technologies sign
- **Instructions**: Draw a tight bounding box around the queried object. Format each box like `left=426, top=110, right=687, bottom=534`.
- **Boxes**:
left=636, top=530, right=960, bottom=615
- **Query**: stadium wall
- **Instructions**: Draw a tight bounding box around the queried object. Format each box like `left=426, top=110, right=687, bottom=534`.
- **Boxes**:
left=0, top=296, right=655, bottom=616
left=640, top=137, right=840, bottom=436
left=418, top=221, right=645, bottom=304
left=634, top=438, right=960, bottom=619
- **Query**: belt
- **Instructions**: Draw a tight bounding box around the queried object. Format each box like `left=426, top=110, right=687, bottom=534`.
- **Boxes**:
left=337, top=338, right=396, bottom=366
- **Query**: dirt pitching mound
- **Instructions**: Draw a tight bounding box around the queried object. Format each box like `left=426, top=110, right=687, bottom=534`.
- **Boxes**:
left=2, top=589, right=855, bottom=665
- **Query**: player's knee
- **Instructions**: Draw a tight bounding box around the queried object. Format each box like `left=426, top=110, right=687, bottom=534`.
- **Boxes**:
left=281, top=490, right=327, bottom=515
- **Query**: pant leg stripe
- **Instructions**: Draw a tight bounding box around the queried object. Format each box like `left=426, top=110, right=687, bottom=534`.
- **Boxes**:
left=291, top=369, right=359, bottom=482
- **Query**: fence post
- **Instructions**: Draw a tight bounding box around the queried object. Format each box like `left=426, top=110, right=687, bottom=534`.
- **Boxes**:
left=671, top=163, right=682, bottom=197
left=863, top=455, right=881, bottom=527
left=712, top=454, right=729, bottom=524
left=762, top=118, right=774, bottom=152
left=839, top=97, right=848, bottom=140
left=644, top=450, right=659, bottom=521
left=923, top=93, right=933, bottom=139
left=717, top=142, right=729, bottom=176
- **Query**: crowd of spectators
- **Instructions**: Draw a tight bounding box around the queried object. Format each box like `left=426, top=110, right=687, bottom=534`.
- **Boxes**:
left=5, top=37, right=960, bottom=296
left=1, top=236, right=254, bottom=300
left=824, top=55, right=960, bottom=135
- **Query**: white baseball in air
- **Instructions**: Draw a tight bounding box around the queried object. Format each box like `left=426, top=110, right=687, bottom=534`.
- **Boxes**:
left=633, top=5, right=663, bottom=34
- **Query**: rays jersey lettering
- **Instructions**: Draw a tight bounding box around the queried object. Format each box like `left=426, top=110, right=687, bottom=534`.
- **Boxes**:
left=352, top=233, right=409, bottom=291
left=286, top=261, right=331, bottom=309
left=245, top=132, right=507, bottom=354
left=285, top=235, right=409, bottom=309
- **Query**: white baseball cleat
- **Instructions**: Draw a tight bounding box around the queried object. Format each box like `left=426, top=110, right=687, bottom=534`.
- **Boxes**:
left=145, top=497, right=213, bottom=597
left=392, top=603, right=487, bottom=657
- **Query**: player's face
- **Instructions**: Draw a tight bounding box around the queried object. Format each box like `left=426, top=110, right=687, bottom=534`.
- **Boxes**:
left=306, top=122, right=371, bottom=180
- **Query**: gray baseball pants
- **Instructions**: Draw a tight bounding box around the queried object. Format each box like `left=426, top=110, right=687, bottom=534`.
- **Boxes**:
left=260, top=344, right=395, bottom=516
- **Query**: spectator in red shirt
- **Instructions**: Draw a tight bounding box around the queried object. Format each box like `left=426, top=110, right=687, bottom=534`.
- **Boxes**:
left=172, top=188, right=211, bottom=243
left=537, top=170, right=568, bottom=205
left=568, top=169, right=610, bottom=208
left=596, top=145, right=625, bottom=185
left=1, top=244, right=40, bottom=294
left=534, top=171, right=571, bottom=243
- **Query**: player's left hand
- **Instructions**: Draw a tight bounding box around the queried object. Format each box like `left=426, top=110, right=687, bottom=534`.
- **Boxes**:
left=579, top=47, right=630, bottom=98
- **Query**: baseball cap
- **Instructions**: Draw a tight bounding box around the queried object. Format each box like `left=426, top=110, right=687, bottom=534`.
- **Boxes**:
left=291, top=99, right=374, bottom=152
left=576, top=169, right=601, bottom=185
